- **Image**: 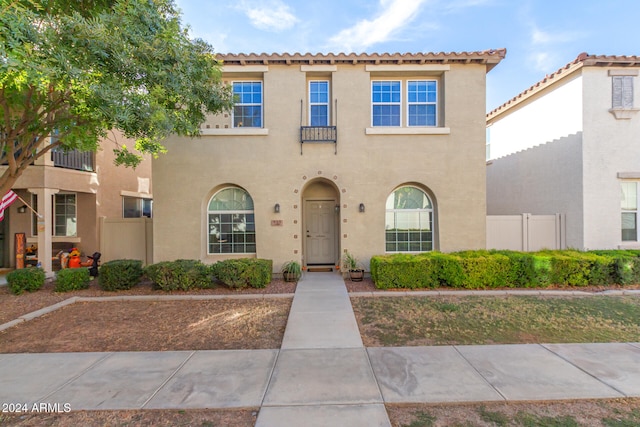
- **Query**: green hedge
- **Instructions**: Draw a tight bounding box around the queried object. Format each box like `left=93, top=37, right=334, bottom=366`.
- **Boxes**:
left=370, top=250, right=640, bottom=290
left=144, top=259, right=214, bottom=291
left=55, top=268, right=90, bottom=292
left=7, top=268, right=45, bottom=295
left=213, top=258, right=272, bottom=289
left=99, top=259, right=143, bottom=291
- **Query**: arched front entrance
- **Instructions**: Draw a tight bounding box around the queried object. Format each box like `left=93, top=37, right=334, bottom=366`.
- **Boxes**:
left=302, top=179, right=340, bottom=267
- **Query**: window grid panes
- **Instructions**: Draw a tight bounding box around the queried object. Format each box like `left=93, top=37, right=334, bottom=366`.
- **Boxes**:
left=54, top=194, right=77, bottom=237
left=385, top=186, right=433, bottom=252
left=309, top=81, right=329, bottom=126
left=233, top=81, right=262, bottom=128
left=208, top=188, right=256, bottom=254
left=407, top=80, right=437, bottom=126
left=621, top=182, right=638, bottom=241
left=372, top=81, right=401, bottom=126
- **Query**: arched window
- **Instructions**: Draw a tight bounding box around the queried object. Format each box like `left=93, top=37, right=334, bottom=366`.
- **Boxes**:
left=208, top=187, right=255, bottom=254
left=385, top=186, right=433, bottom=252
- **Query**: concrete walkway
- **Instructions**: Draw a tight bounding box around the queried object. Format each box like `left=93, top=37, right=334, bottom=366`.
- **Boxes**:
left=0, top=272, right=639, bottom=426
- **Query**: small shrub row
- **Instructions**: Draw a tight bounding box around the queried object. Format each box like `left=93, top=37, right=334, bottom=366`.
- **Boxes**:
left=55, top=268, right=90, bottom=292
left=212, top=258, right=272, bottom=289
left=370, top=250, right=640, bottom=290
left=144, top=259, right=214, bottom=291
left=99, top=259, right=143, bottom=291
left=7, top=268, right=46, bottom=295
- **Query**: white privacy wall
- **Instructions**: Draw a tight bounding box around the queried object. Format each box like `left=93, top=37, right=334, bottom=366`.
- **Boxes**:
left=487, top=75, right=583, bottom=160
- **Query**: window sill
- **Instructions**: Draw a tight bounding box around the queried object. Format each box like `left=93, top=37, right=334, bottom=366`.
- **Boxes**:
left=365, top=127, right=450, bottom=135
left=200, top=128, right=269, bottom=136
left=609, top=108, right=639, bottom=120
left=618, top=242, right=640, bottom=249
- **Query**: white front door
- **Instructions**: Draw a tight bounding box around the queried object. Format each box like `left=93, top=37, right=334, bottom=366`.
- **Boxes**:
left=305, top=200, right=336, bottom=264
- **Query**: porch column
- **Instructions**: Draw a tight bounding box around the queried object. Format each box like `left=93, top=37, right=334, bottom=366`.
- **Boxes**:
left=28, top=187, right=58, bottom=276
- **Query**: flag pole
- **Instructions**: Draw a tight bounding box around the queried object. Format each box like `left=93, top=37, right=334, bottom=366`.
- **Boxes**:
left=16, top=195, right=43, bottom=218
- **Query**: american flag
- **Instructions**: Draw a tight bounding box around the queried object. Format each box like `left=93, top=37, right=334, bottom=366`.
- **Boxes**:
left=0, top=190, right=19, bottom=221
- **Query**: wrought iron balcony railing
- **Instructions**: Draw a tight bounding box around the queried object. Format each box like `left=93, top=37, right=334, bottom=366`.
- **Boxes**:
left=300, top=126, right=337, bottom=154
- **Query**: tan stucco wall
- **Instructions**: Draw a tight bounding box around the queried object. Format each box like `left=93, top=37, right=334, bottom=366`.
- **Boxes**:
left=153, top=62, right=489, bottom=270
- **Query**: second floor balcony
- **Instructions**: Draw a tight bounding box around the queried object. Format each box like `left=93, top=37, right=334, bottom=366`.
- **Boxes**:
left=51, top=148, right=94, bottom=172
left=300, top=126, right=337, bottom=154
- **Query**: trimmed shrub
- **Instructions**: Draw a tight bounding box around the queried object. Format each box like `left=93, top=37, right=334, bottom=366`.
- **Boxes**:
left=428, top=252, right=465, bottom=287
left=370, top=254, right=439, bottom=289
left=590, top=250, right=640, bottom=285
left=214, top=258, right=272, bottom=289
left=99, top=259, right=143, bottom=291
left=546, top=251, right=613, bottom=287
left=55, top=268, right=90, bottom=292
left=455, top=251, right=511, bottom=289
left=144, top=259, right=214, bottom=291
left=492, top=250, right=538, bottom=288
left=7, top=268, right=45, bottom=295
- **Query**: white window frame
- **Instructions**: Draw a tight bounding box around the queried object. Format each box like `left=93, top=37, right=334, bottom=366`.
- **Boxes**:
left=207, top=187, right=256, bottom=255
left=407, top=80, right=438, bottom=127
left=54, top=193, right=77, bottom=237
left=621, top=181, right=638, bottom=241
left=31, top=193, right=77, bottom=237
left=385, top=186, right=434, bottom=253
left=309, top=80, right=330, bottom=126
left=232, top=81, right=263, bottom=128
left=371, top=80, right=402, bottom=127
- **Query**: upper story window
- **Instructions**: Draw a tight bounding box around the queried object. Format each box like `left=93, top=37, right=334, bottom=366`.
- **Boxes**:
left=372, top=81, right=401, bottom=126
left=612, top=75, right=634, bottom=109
left=407, top=80, right=437, bottom=126
left=208, top=187, right=256, bottom=254
left=372, top=80, right=438, bottom=127
left=233, top=81, right=262, bottom=128
left=309, top=81, right=330, bottom=126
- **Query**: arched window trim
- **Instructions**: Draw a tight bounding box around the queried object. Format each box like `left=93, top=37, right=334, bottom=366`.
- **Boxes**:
left=207, top=187, right=256, bottom=254
left=385, top=185, right=434, bottom=253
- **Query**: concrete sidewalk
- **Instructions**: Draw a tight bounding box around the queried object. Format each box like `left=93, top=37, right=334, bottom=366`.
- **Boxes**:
left=0, top=272, right=639, bottom=426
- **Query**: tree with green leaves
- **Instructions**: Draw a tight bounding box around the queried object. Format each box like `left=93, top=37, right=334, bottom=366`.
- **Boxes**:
left=0, top=0, right=233, bottom=196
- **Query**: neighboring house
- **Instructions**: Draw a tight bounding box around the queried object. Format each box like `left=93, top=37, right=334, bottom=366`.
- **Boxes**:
left=486, top=53, right=640, bottom=250
left=1, top=131, right=152, bottom=272
left=153, top=51, right=505, bottom=271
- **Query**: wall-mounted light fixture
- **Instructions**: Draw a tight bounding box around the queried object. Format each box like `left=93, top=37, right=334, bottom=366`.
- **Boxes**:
left=17, top=205, right=27, bottom=214
left=274, top=203, right=280, bottom=213
left=359, top=203, right=365, bottom=213
left=334, top=204, right=340, bottom=214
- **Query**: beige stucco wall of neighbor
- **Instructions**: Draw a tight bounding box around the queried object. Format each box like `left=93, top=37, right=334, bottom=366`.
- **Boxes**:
left=487, top=74, right=583, bottom=160
left=581, top=66, right=640, bottom=249
left=486, top=133, right=584, bottom=249
left=153, top=60, right=490, bottom=271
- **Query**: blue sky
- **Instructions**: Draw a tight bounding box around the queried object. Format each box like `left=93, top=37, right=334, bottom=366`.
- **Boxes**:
left=174, top=0, right=640, bottom=111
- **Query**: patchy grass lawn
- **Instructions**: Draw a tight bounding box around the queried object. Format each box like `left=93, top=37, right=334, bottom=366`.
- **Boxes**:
left=352, top=295, right=640, bottom=346
left=388, top=398, right=640, bottom=427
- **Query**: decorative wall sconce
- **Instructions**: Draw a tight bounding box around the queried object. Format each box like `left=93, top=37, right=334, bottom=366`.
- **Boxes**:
left=274, top=203, right=280, bottom=213
left=334, top=204, right=340, bottom=213
left=359, top=203, right=365, bottom=213
left=17, top=205, right=27, bottom=214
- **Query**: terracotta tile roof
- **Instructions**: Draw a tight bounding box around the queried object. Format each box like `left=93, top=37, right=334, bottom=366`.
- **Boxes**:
left=216, top=50, right=507, bottom=72
left=487, top=53, right=640, bottom=120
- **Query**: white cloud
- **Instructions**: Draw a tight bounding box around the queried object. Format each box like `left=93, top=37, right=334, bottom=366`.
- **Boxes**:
left=328, top=0, right=429, bottom=52
left=239, top=0, right=298, bottom=32
left=531, top=26, right=582, bottom=45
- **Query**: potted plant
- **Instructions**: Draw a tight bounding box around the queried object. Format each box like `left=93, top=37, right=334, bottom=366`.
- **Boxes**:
left=343, top=251, right=364, bottom=282
left=281, top=260, right=302, bottom=282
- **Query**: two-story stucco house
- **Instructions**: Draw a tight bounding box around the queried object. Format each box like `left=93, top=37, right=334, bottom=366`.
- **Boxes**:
left=153, top=51, right=505, bottom=271
left=486, top=53, right=640, bottom=250
left=2, top=132, right=153, bottom=273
